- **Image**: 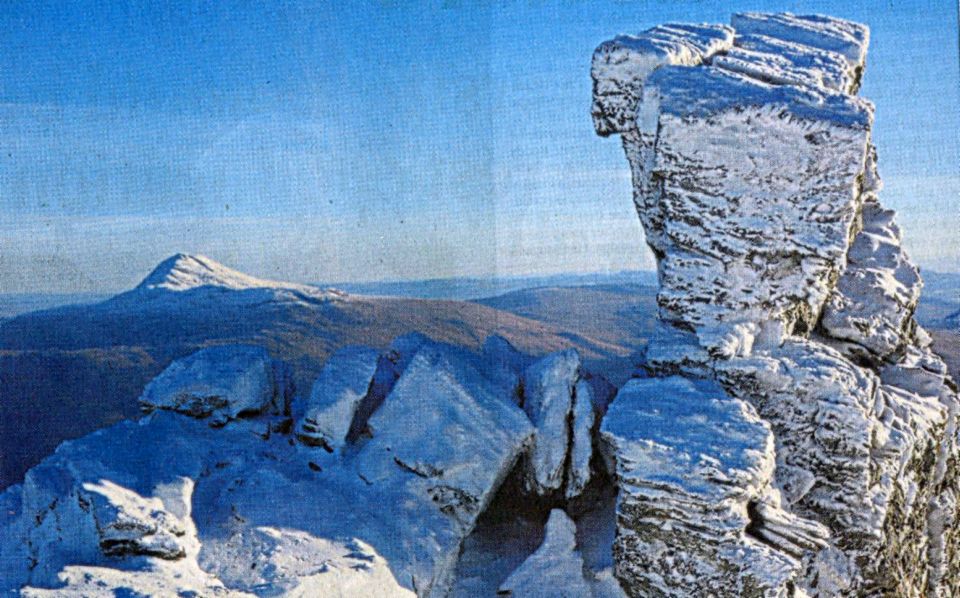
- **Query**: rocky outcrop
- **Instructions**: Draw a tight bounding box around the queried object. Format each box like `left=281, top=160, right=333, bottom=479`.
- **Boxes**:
left=521, top=349, right=596, bottom=498
left=296, top=345, right=382, bottom=450
left=139, top=344, right=293, bottom=426
left=0, top=336, right=558, bottom=597
left=593, top=11, right=960, bottom=597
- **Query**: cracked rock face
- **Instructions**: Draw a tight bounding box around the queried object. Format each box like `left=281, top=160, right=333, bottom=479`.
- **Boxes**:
left=600, top=376, right=822, bottom=596
left=594, top=11, right=960, bottom=597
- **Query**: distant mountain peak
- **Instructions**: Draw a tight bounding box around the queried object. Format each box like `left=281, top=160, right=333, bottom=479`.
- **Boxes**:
left=134, top=254, right=344, bottom=300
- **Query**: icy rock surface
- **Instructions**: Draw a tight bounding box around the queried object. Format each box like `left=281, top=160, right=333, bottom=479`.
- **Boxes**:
left=600, top=376, right=823, bottom=596
left=296, top=345, right=381, bottom=450
left=0, top=337, right=542, bottom=597
left=591, top=23, right=733, bottom=136
left=521, top=349, right=596, bottom=498
left=594, top=11, right=960, bottom=597
left=139, top=344, right=292, bottom=426
left=498, top=509, right=592, bottom=597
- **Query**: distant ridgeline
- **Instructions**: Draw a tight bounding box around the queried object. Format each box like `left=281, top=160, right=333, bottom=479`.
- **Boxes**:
left=2, top=12, right=960, bottom=598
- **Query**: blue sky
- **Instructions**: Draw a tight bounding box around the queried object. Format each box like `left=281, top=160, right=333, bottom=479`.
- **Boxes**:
left=1, top=1, right=957, bottom=292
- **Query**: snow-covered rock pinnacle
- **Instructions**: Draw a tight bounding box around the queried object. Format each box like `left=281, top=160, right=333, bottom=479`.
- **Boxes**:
left=594, top=11, right=960, bottom=597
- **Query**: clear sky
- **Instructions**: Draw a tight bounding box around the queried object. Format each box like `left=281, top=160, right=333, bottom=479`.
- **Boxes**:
left=1, top=0, right=958, bottom=293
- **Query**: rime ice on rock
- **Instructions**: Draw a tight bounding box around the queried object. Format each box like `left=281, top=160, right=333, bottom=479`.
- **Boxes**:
left=591, top=23, right=734, bottom=136
left=139, top=344, right=291, bottom=426
left=636, top=62, right=872, bottom=355
left=296, top=345, right=381, bottom=450
left=819, top=200, right=923, bottom=361
left=594, top=11, right=960, bottom=597
left=731, top=12, right=869, bottom=76
left=600, top=377, right=826, bottom=596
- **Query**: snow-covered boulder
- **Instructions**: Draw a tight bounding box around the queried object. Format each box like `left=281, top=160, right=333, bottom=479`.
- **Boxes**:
left=139, top=344, right=291, bottom=426
left=356, top=343, right=533, bottom=531
left=498, top=509, right=592, bottom=597
left=521, top=350, right=595, bottom=498
left=296, top=345, right=381, bottom=451
left=82, top=478, right=191, bottom=560
left=600, top=376, right=824, bottom=596
left=0, top=335, right=539, bottom=596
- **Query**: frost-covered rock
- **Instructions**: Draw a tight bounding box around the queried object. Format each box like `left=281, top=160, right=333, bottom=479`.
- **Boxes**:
left=296, top=345, right=381, bottom=450
left=498, top=509, right=592, bottom=597
left=730, top=12, right=869, bottom=77
left=591, top=23, right=734, bottom=136
left=567, top=379, right=595, bottom=499
left=520, top=350, right=596, bottom=498
left=593, top=14, right=875, bottom=356
left=0, top=336, right=537, bottom=597
left=600, top=376, right=822, bottom=596
left=356, top=343, right=534, bottom=535
left=197, top=529, right=414, bottom=597
left=820, top=200, right=923, bottom=360
left=639, top=63, right=871, bottom=354
left=522, top=350, right=580, bottom=495
left=714, top=33, right=856, bottom=93
left=593, top=11, right=960, bottom=596
left=139, top=344, right=291, bottom=426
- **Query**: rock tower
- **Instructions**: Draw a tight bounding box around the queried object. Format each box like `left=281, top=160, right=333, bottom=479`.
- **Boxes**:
left=593, top=12, right=960, bottom=597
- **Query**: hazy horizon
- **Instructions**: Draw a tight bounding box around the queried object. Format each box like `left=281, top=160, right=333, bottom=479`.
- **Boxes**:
left=2, top=1, right=958, bottom=293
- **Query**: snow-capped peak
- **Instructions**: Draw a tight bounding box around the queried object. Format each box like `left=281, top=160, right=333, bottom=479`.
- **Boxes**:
left=136, top=254, right=327, bottom=295
left=138, top=254, right=280, bottom=292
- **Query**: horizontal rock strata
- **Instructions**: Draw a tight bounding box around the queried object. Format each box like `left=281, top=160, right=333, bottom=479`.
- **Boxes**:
left=593, top=11, right=960, bottom=597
